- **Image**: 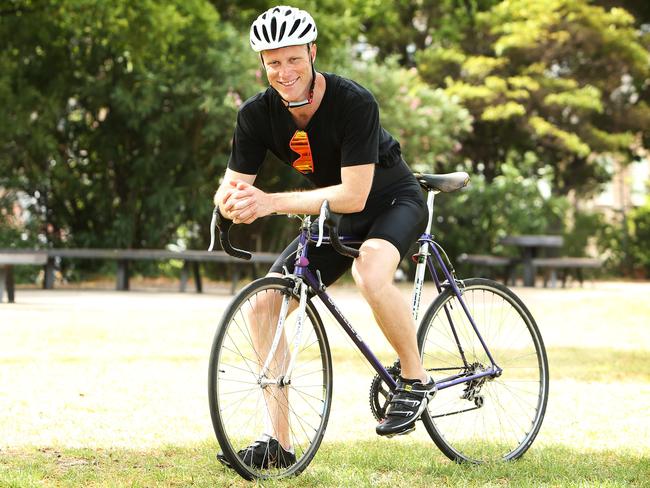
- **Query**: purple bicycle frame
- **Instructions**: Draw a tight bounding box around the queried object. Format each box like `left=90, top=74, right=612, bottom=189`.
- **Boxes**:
left=292, top=225, right=502, bottom=393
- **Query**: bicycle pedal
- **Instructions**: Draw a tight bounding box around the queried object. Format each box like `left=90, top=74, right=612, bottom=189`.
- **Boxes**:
left=216, top=452, right=233, bottom=469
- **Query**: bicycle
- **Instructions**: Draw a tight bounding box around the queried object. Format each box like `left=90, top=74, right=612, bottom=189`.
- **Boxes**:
left=207, top=172, right=549, bottom=481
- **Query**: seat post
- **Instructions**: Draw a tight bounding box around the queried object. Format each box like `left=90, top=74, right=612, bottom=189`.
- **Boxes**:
left=424, top=190, right=438, bottom=236
left=411, top=189, right=438, bottom=321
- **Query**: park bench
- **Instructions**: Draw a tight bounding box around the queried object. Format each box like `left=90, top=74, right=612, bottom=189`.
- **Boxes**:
left=0, top=248, right=279, bottom=302
left=0, top=251, right=48, bottom=303
left=457, top=253, right=517, bottom=285
left=531, top=257, right=602, bottom=288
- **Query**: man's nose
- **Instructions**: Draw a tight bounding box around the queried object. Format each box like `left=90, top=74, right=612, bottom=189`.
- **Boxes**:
left=277, top=64, right=294, bottom=79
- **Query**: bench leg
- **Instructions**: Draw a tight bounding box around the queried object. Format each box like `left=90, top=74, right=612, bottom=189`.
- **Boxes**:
left=230, top=266, right=240, bottom=295
left=577, top=268, right=584, bottom=287
left=180, top=261, right=189, bottom=292
left=0, top=266, right=6, bottom=303
left=44, top=258, right=56, bottom=289
left=116, top=260, right=130, bottom=291
left=6, top=266, right=15, bottom=303
left=193, top=262, right=202, bottom=293
left=549, top=269, right=557, bottom=289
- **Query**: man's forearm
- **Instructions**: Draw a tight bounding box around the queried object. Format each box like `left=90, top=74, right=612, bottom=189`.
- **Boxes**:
left=270, top=184, right=365, bottom=215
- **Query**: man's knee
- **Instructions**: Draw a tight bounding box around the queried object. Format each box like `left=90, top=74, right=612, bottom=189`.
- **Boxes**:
left=352, top=239, right=400, bottom=295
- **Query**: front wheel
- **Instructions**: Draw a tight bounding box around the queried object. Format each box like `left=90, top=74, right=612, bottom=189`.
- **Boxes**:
left=418, top=278, right=549, bottom=463
left=208, top=277, right=333, bottom=480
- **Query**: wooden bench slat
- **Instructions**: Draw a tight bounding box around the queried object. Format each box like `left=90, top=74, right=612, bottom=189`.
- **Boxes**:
left=1, top=248, right=279, bottom=302
left=531, top=257, right=602, bottom=268
left=0, top=252, right=48, bottom=265
left=458, top=254, right=514, bottom=266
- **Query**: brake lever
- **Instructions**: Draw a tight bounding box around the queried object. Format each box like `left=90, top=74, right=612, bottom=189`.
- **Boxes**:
left=208, top=208, right=218, bottom=252
left=317, top=204, right=327, bottom=247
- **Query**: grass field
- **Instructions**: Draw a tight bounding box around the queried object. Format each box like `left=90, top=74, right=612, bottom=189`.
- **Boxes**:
left=1, top=280, right=649, bottom=486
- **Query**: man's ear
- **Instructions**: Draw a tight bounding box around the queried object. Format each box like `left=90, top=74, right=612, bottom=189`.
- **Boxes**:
left=310, top=43, right=317, bottom=62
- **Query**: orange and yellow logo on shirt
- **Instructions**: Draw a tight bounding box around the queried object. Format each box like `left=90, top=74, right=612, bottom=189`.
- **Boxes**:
left=289, top=130, right=314, bottom=174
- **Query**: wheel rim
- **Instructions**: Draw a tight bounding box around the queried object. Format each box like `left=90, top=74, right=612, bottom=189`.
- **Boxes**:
left=211, top=283, right=331, bottom=478
left=421, top=283, right=548, bottom=462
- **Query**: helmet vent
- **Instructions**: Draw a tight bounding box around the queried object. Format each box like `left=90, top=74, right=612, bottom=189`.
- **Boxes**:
left=261, top=24, right=271, bottom=43
left=299, top=24, right=312, bottom=39
left=270, top=17, right=277, bottom=39
left=288, top=18, right=300, bottom=37
left=278, top=21, right=287, bottom=41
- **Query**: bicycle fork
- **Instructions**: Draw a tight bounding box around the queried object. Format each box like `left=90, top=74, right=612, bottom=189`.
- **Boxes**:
left=258, top=280, right=309, bottom=388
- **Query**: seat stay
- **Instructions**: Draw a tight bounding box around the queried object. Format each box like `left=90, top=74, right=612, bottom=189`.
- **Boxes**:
left=426, top=242, right=501, bottom=371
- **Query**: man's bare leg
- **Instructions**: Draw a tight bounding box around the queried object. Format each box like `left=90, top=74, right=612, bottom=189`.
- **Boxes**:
left=351, top=239, right=428, bottom=382
left=246, top=273, right=297, bottom=450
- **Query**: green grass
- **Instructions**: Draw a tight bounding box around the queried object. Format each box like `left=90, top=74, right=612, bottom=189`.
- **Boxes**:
left=1, top=441, right=648, bottom=487
left=2, top=283, right=650, bottom=486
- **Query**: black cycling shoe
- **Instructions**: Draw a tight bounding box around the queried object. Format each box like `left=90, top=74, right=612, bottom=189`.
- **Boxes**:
left=217, top=435, right=296, bottom=470
left=376, top=376, right=437, bottom=437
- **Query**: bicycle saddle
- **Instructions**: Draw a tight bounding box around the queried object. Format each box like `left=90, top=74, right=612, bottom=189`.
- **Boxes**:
left=414, top=172, right=470, bottom=193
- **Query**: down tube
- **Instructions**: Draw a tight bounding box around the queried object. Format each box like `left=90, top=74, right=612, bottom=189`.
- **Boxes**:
left=305, top=272, right=398, bottom=390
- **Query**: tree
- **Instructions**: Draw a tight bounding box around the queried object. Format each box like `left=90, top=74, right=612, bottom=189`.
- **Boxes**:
left=417, top=0, right=650, bottom=195
left=0, top=0, right=257, bottom=249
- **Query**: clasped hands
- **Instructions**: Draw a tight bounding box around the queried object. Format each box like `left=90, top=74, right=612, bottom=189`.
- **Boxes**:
left=216, top=180, right=274, bottom=224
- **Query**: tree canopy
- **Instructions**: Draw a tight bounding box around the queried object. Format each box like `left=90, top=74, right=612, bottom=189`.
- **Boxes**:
left=1, top=0, right=649, bottom=268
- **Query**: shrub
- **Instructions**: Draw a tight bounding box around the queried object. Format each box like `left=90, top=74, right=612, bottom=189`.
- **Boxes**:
left=435, top=152, right=568, bottom=265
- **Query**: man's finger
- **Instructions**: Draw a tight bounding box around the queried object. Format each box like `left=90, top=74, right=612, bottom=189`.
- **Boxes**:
left=236, top=181, right=250, bottom=190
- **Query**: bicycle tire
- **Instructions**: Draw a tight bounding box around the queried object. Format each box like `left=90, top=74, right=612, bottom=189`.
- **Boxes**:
left=208, top=277, right=333, bottom=480
left=417, top=278, right=549, bottom=463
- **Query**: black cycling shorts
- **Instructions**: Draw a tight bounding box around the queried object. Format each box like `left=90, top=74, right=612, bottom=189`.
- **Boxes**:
left=269, top=186, right=428, bottom=286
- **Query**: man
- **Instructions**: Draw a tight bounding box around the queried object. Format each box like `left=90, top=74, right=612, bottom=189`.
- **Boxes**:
left=214, top=5, right=436, bottom=468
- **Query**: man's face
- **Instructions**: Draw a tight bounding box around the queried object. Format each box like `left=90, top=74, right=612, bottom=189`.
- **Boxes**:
left=261, top=44, right=316, bottom=103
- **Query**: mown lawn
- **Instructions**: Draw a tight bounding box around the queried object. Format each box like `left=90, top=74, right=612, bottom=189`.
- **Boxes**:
left=1, top=282, right=650, bottom=486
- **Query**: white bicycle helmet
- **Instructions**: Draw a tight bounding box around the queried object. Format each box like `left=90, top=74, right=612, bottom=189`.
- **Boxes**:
left=250, top=6, right=317, bottom=52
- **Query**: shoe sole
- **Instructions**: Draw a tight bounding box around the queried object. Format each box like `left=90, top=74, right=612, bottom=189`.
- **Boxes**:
left=384, top=424, right=416, bottom=438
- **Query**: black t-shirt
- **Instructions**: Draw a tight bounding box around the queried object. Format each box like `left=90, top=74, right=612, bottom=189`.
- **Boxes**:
left=227, top=72, right=417, bottom=201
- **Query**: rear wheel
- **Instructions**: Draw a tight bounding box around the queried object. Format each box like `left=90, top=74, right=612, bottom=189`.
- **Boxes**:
left=418, top=278, right=548, bottom=463
left=208, top=277, right=332, bottom=480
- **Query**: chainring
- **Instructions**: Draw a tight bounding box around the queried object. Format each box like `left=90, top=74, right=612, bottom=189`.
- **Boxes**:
left=368, top=363, right=401, bottom=421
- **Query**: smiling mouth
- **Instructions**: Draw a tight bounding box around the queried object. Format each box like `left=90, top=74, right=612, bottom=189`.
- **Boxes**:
left=278, top=78, right=299, bottom=87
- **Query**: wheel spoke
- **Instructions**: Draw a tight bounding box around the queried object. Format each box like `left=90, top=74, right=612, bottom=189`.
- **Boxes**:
left=419, top=279, right=548, bottom=463
left=208, top=280, right=332, bottom=479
